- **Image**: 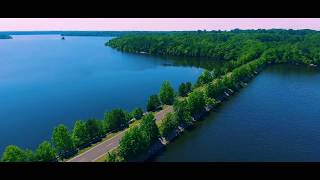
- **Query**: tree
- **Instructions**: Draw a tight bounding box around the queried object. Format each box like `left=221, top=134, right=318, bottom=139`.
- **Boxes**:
left=179, top=82, right=193, bottom=97
left=187, top=90, right=206, bottom=117
left=185, top=82, right=192, bottom=93
left=205, top=96, right=217, bottom=107
left=72, top=120, right=90, bottom=147
left=103, top=109, right=127, bottom=132
left=1, top=145, right=34, bottom=162
left=35, top=141, right=57, bottom=162
left=173, top=99, right=193, bottom=125
left=132, top=107, right=144, bottom=120
left=118, top=113, right=160, bottom=161
left=159, top=112, right=179, bottom=137
left=51, top=124, right=74, bottom=156
left=159, top=80, right=175, bottom=105
left=105, top=150, right=123, bottom=162
left=118, top=126, right=145, bottom=160
left=86, top=118, right=104, bottom=139
left=196, top=70, right=214, bottom=86
left=140, top=113, right=160, bottom=146
left=205, top=79, right=226, bottom=99
left=178, top=83, right=187, bottom=97
left=146, top=94, right=161, bottom=111
left=124, top=111, right=133, bottom=122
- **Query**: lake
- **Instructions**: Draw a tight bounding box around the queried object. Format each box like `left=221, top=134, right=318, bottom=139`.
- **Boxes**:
left=154, top=64, right=320, bottom=162
left=0, top=35, right=211, bottom=152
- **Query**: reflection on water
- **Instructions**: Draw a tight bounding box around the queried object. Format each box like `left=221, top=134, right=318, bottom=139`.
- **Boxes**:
left=152, top=55, right=224, bottom=70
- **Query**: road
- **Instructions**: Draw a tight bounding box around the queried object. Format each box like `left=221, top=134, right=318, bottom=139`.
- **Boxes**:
left=67, top=106, right=173, bottom=162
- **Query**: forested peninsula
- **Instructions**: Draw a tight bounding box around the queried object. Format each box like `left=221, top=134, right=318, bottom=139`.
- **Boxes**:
left=104, top=29, right=320, bottom=161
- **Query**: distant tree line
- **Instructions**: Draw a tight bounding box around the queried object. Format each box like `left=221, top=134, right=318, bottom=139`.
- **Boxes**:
left=107, top=29, right=320, bottom=66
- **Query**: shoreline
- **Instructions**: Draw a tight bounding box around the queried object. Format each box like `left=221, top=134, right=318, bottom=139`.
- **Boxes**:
left=139, top=62, right=319, bottom=162
left=134, top=67, right=264, bottom=162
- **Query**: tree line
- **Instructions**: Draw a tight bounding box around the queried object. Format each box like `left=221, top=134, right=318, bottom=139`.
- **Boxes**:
left=104, top=29, right=320, bottom=161
left=1, top=106, right=145, bottom=162
left=107, top=29, right=320, bottom=66
left=1, top=78, right=191, bottom=162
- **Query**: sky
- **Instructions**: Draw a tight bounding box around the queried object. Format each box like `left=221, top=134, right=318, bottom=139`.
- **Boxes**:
left=0, top=18, right=320, bottom=31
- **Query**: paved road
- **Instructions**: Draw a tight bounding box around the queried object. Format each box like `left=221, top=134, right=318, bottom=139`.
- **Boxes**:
left=67, top=106, right=173, bottom=162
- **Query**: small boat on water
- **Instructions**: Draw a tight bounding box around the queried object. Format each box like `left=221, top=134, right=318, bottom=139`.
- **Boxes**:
left=61, top=36, right=65, bottom=40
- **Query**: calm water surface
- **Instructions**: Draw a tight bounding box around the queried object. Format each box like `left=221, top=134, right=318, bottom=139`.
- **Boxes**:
left=154, top=64, right=320, bottom=162
left=0, top=35, right=213, bottom=152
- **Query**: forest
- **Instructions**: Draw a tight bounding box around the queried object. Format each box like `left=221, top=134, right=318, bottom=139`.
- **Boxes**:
left=107, top=29, right=320, bottom=66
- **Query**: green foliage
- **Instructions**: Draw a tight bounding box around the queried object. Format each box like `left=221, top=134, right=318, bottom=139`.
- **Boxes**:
left=178, top=82, right=192, bottom=97
left=205, top=96, right=217, bottom=107
left=131, top=108, right=144, bottom=120
left=197, top=70, right=214, bottom=86
left=108, top=29, right=320, bottom=67
left=1, top=145, right=34, bottom=162
left=187, top=90, right=206, bottom=117
left=118, top=113, right=160, bottom=161
left=173, top=99, right=193, bottom=125
left=103, top=109, right=127, bottom=132
left=159, top=81, right=175, bottom=105
left=140, top=113, right=160, bottom=146
left=205, top=79, right=226, bottom=99
left=72, top=120, right=90, bottom=147
left=124, top=111, right=133, bottom=122
left=51, top=124, right=74, bottom=155
left=147, top=94, right=161, bottom=111
left=35, top=141, right=57, bottom=162
left=118, top=126, right=145, bottom=160
left=86, top=118, right=104, bottom=139
left=105, top=149, right=123, bottom=162
left=159, top=112, right=179, bottom=137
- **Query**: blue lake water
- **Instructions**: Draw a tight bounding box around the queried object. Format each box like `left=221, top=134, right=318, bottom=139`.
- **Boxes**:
left=154, top=64, right=320, bottom=162
left=0, top=35, right=207, bottom=152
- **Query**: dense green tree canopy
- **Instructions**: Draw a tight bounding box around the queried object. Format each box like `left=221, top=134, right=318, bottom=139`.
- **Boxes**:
left=178, top=82, right=192, bottom=97
left=51, top=124, right=74, bottom=155
left=159, top=112, right=179, bottom=137
left=173, top=99, right=193, bottom=125
left=103, top=109, right=127, bottom=132
left=35, top=141, right=57, bottom=162
left=147, top=94, right=161, bottom=111
left=107, top=29, right=320, bottom=67
left=86, top=118, right=104, bottom=139
left=72, top=120, right=90, bottom=147
left=187, top=90, right=206, bottom=117
left=131, top=108, right=144, bottom=120
left=159, top=81, right=175, bottom=105
left=118, top=125, right=144, bottom=160
left=205, top=79, right=226, bottom=99
left=118, top=113, right=160, bottom=161
left=140, top=113, right=160, bottom=146
left=1, top=145, right=34, bottom=162
left=197, top=70, right=214, bottom=86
